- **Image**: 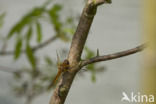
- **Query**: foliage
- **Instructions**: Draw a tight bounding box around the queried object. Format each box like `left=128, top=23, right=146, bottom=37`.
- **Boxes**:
left=0, top=0, right=105, bottom=104
left=83, top=47, right=106, bottom=82
left=12, top=57, right=57, bottom=99
left=0, top=13, right=5, bottom=28
left=106, top=0, right=112, bottom=4
left=7, top=2, right=76, bottom=69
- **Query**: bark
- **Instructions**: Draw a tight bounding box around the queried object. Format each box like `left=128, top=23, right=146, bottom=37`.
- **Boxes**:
left=49, top=1, right=100, bottom=104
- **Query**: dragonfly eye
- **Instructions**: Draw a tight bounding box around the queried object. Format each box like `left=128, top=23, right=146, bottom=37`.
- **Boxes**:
left=63, top=59, right=69, bottom=65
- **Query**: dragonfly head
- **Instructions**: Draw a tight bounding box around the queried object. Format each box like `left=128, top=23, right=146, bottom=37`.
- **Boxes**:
left=63, top=59, right=69, bottom=65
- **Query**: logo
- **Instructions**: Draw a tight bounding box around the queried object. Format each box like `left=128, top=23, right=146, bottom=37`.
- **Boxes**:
left=121, top=92, right=154, bottom=103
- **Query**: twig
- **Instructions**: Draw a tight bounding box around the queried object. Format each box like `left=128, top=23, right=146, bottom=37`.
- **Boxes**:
left=81, top=44, right=145, bottom=67
left=0, top=65, right=17, bottom=73
left=32, top=35, right=57, bottom=51
left=0, top=35, right=57, bottom=55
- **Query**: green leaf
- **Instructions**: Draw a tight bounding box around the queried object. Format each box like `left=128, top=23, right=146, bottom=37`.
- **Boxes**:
left=63, top=28, right=75, bottom=35
left=26, top=26, right=32, bottom=42
left=87, top=64, right=94, bottom=70
left=66, top=17, right=73, bottom=24
left=26, top=44, right=36, bottom=69
left=7, top=7, right=44, bottom=39
left=48, top=4, right=62, bottom=31
left=51, top=4, right=62, bottom=12
left=7, top=24, right=20, bottom=39
left=86, top=60, right=97, bottom=83
left=85, top=47, right=95, bottom=59
left=0, top=13, right=5, bottom=28
left=7, top=17, right=30, bottom=39
left=57, top=33, right=70, bottom=42
left=45, top=56, right=53, bottom=65
left=87, top=64, right=96, bottom=83
left=14, top=38, right=22, bottom=59
left=31, top=8, right=44, bottom=17
left=36, top=21, right=42, bottom=43
left=91, top=73, right=96, bottom=82
left=106, top=0, right=112, bottom=3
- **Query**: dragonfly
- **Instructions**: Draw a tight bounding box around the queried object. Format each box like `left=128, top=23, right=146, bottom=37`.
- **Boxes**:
left=48, top=53, right=70, bottom=89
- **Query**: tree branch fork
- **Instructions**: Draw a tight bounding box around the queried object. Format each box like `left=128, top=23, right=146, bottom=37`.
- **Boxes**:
left=49, top=0, right=145, bottom=104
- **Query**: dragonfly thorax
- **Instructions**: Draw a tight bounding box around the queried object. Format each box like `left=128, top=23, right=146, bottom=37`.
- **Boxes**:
left=58, top=59, right=70, bottom=72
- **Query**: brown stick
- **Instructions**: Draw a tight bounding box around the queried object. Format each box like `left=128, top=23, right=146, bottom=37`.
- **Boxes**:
left=0, top=35, right=57, bottom=55
left=67, top=2, right=97, bottom=66
left=81, top=44, right=145, bottom=67
left=49, top=1, right=101, bottom=104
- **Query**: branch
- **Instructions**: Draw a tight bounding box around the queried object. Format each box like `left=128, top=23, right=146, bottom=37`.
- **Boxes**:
left=81, top=44, right=145, bottom=67
left=0, top=65, right=17, bottom=73
left=50, top=1, right=109, bottom=104
left=32, top=35, right=57, bottom=51
left=0, top=35, right=57, bottom=55
left=67, top=0, right=111, bottom=65
left=68, top=0, right=97, bottom=65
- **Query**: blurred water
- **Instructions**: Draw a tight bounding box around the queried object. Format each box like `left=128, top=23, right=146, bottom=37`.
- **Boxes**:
left=0, top=0, right=142, bottom=104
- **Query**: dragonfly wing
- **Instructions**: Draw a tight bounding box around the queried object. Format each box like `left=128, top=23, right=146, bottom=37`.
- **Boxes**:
left=56, top=50, right=61, bottom=66
left=48, top=70, right=62, bottom=89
